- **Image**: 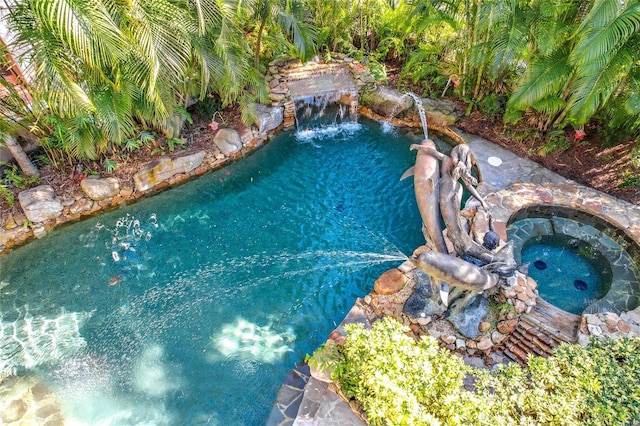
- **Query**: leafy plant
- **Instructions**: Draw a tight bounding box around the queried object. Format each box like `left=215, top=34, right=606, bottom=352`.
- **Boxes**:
left=621, top=170, right=640, bottom=190
left=193, top=96, right=222, bottom=120
left=0, top=184, right=15, bottom=206
left=0, top=161, right=39, bottom=189
left=365, top=56, right=388, bottom=83
left=123, top=131, right=156, bottom=153
left=166, top=138, right=186, bottom=152
left=103, top=158, right=119, bottom=173
left=632, top=143, right=640, bottom=168
left=478, top=94, right=506, bottom=121
left=305, top=339, right=342, bottom=373
left=537, top=129, right=570, bottom=156
left=308, top=317, right=640, bottom=426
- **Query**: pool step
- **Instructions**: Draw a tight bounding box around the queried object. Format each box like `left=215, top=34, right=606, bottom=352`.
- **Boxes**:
left=496, top=298, right=581, bottom=366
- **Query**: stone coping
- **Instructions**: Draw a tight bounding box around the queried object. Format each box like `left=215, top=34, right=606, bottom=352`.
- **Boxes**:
left=483, top=182, right=640, bottom=244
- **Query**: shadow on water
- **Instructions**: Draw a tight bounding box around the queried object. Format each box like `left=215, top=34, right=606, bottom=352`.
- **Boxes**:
left=0, top=119, right=431, bottom=424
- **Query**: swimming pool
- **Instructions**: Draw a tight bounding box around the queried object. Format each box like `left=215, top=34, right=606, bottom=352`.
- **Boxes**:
left=0, top=120, right=435, bottom=424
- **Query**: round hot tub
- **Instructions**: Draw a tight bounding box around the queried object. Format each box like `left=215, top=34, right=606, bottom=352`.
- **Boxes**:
left=507, top=206, right=640, bottom=315
left=520, top=233, right=612, bottom=314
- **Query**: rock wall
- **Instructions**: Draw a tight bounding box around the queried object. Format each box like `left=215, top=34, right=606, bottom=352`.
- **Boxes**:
left=266, top=54, right=460, bottom=134
left=267, top=54, right=375, bottom=128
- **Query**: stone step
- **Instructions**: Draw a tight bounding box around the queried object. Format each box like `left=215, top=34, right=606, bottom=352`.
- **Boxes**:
left=502, top=342, right=530, bottom=365
left=498, top=327, right=558, bottom=363
left=501, top=348, right=526, bottom=365
left=517, top=323, right=562, bottom=353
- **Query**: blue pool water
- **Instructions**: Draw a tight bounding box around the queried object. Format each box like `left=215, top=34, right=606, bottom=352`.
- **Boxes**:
left=522, top=235, right=612, bottom=314
left=0, top=120, right=432, bottom=424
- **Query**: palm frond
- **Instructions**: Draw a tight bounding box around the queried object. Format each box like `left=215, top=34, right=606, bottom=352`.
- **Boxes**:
left=566, top=45, right=634, bottom=125
left=33, top=0, right=123, bottom=66
left=92, top=83, right=136, bottom=144
left=506, top=49, right=572, bottom=117
left=482, top=0, right=529, bottom=77
left=274, top=0, right=317, bottom=61
left=571, top=0, right=640, bottom=67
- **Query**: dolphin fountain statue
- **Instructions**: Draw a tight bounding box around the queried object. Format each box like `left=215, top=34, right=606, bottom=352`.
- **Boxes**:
left=403, top=139, right=519, bottom=307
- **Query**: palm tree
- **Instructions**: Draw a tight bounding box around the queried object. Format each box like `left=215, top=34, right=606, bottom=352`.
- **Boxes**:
left=2, top=0, right=252, bottom=162
left=247, top=0, right=317, bottom=69
left=506, top=0, right=640, bottom=133
left=563, top=0, right=640, bottom=127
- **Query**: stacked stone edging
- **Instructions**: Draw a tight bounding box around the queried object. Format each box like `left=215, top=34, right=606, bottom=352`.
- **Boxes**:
left=0, top=120, right=281, bottom=255
left=483, top=182, right=640, bottom=244
left=578, top=309, right=640, bottom=345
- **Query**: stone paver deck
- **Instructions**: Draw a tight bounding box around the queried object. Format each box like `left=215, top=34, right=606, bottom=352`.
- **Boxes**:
left=458, top=128, right=571, bottom=189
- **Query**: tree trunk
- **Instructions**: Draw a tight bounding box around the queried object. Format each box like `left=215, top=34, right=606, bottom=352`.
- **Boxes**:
left=254, top=17, right=267, bottom=69
left=4, top=135, right=39, bottom=177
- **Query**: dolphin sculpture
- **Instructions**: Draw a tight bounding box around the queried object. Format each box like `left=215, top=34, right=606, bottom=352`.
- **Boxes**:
left=411, top=251, right=500, bottom=292
left=401, top=139, right=448, bottom=254
left=401, top=138, right=451, bottom=304
left=409, top=143, right=518, bottom=276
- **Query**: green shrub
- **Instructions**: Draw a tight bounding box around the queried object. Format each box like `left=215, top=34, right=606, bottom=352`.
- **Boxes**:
left=0, top=161, right=40, bottom=205
left=621, top=170, right=640, bottom=190
left=308, top=317, right=640, bottom=426
left=537, top=129, right=570, bottom=156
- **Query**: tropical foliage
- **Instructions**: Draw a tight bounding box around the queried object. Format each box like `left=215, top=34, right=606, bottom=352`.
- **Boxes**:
left=1, top=0, right=638, bottom=171
left=307, top=317, right=640, bottom=426
left=1, top=0, right=315, bottom=166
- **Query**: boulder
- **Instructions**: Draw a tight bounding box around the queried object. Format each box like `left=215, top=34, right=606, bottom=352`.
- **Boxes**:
left=0, top=227, right=25, bottom=247
left=213, top=128, right=243, bottom=156
left=422, top=97, right=458, bottom=116
left=446, top=294, right=489, bottom=339
left=360, top=86, right=413, bottom=118
left=476, top=336, right=493, bottom=351
left=403, top=270, right=446, bottom=317
left=18, top=185, right=63, bottom=223
left=133, top=151, right=205, bottom=192
left=374, top=268, right=407, bottom=295
left=254, top=104, right=284, bottom=133
left=360, top=86, right=459, bottom=126
left=80, top=176, right=120, bottom=201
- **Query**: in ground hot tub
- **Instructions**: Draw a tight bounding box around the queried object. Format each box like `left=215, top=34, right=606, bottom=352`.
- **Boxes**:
left=507, top=205, right=640, bottom=315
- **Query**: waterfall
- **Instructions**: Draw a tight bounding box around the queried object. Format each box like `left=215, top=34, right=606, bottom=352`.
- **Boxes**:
left=293, top=89, right=358, bottom=130
left=383, top=92, right=429, bottom=140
